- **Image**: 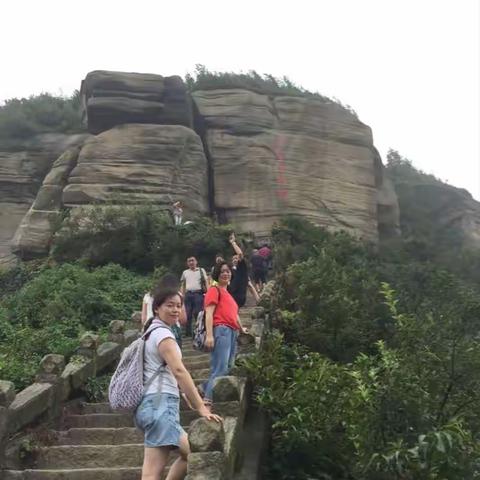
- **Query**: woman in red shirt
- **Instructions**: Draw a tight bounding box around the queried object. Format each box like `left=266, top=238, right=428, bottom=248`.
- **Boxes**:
left=202, top=261, right=247, bottom=405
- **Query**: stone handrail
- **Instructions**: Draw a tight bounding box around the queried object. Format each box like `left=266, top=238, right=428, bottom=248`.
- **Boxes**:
left=0, top=318, right=140, bottom=467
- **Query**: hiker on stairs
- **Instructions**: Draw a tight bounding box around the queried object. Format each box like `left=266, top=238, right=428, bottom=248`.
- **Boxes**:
left=180, top=256, right=208, bottom=337
left=201, top=261, right=248, bottom=410
left=228, top=232, right=260, bottom=307
left=136, top=286, right=222, bottom=480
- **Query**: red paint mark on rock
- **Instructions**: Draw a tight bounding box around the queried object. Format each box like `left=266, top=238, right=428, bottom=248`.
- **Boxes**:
left=273, top=135, right=288, bottom=201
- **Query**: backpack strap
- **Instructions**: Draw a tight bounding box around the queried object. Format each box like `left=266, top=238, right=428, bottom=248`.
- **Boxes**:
left=142, top=323, right=174, bottom=389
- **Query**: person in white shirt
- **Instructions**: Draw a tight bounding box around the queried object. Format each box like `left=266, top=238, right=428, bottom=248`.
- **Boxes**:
left=141, top=291, right=154, bottom=325
left=180, top=256, right=208, bottom=337
left=172, top=201, right=183, bottom=226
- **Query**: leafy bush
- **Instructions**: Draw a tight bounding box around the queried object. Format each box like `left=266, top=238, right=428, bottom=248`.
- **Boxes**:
left=270, top=217, right=388, bottom=361
left=84, top=375, right=111, bottom=403
left=249, top=218, right=480, bottom=478
left=0, top=259, right=47, bottom=301
left=276, top=254, right=388, bottom=362
left=52, top=205, right=235, bottom=273
left=245, top=286, right=480, bottom=479
left=0, top=263, right=149, bottom=390
left=241, top=331, right=352, bottom=479
left=0, top=91, right=85, bottom=139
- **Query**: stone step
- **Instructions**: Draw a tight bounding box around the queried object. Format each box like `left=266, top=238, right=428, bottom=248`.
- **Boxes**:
left=191, top=368, right=210, bottom=379
left=182, top=348, right=208, bottom=358
left=65, top=409, right=199, bottom=429
left=34, top=444, right=152, bottom=469
left=81, top=403, right=114, bottom=414
left=81, top=400, right=203, bottom=417
left=36, top=443, right=178, bottom=470
left=55, top=427, right=143, bottom=445
left=55, top=424, right=190, bottom=445
left=183, top=357, right=210, bottom=369
left=3, top=466, right=169, bottom=480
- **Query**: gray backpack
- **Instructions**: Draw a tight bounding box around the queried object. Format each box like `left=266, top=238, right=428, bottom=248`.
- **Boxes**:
left=108, top=323, right=169, bottom=412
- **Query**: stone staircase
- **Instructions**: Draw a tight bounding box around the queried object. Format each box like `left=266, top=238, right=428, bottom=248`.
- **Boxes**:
left=4, top=306, right=255, bottom=480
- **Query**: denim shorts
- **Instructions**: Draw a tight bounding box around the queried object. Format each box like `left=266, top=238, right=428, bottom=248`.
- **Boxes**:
left=135, top=393, right=185, bottom=448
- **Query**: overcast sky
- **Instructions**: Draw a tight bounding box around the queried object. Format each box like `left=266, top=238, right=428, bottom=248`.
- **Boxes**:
left=1, top=0, right=479, bottom=198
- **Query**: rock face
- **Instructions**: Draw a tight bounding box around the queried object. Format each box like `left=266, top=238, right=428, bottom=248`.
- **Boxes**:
left=81, top=70, right=192, bottom=134
left=63, top=124, right=208, bottom=209
left=4, top=70, right=403, bottom=260
left=0, top=134, right=89, bottom=264
left=193, top=89, right=382, bottom=240
left=12, top=124, right=209, bottom=257
left=395, top=182, right=480, bottom=248
left=373, top=150, right=400, bottom=240
left=12, top=146, right=85, bottom=258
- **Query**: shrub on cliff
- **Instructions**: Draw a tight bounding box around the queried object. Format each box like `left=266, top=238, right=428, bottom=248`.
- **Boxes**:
left=0, top=263, right=149, bottom=390
left=0, top=91, right=84, bottom=139
left=186, top=64, right=358, bottom=118
left=51, top=205, right=234, bottom=273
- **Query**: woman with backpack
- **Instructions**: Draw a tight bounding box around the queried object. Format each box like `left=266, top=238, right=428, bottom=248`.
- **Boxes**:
left=136, top=285, right=222, bottom=480
left=201, top=261, right=248, bottom=409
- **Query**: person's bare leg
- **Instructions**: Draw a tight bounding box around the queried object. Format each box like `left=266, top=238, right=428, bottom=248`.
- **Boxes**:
left=142, top=446, right=169, bottom=480
left=165, top=433, right=190, bottom=480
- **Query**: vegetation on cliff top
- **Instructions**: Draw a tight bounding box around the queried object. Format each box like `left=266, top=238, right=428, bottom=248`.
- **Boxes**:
left=0, top=91, right=85, bottom=140
left=0, top=66, right=358, bottom=143
left=186, top=64, right=359, bottom=118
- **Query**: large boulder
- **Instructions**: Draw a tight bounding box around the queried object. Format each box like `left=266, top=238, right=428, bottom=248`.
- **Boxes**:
left=63, top=124, right=208, bottom=212
left=12, top=123, right=209, bottom=259
left=0, top=134, right=89, bottom=264
left=193, top=90, right=381, bottom=241
left=81, top=70, right=192, bottom=134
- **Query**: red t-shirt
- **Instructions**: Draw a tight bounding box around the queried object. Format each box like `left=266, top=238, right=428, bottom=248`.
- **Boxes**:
left=204, top=286, right=239, bottom=330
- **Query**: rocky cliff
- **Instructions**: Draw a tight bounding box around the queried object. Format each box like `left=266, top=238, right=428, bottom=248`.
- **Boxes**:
left=0, top=134, right=89, bottom=265
left=193, top=89, right=384, bottom=238
left=5, top=70, right=401, bottom=261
